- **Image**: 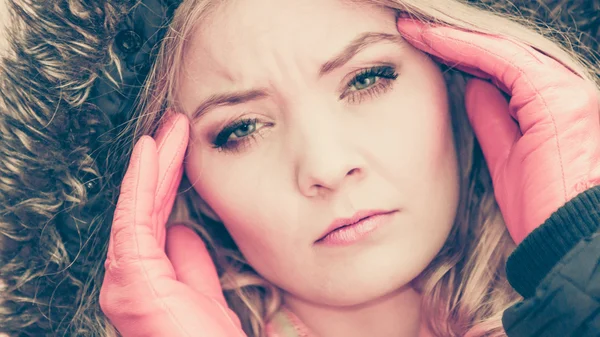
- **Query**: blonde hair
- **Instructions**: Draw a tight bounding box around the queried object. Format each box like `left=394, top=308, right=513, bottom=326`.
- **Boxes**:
left=127, top=1, right=600, bottom=336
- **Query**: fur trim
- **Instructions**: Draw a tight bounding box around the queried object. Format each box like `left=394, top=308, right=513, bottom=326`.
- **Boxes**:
left=0, top=1, right=134, bottom=335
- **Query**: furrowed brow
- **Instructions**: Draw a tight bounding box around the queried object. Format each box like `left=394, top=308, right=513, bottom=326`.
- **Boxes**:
left=190, top=32, right=402, bottom=121
left=319, top=32, right=404, bottom=77
left=191, top=89, right=269, bottom=122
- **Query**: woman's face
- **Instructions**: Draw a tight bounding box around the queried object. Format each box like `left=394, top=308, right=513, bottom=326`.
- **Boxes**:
left=178, top=0, right=459, bottom=306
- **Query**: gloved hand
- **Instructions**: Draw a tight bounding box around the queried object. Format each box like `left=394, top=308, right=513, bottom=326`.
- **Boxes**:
left=99, top=113, right=245, bottom=337
left=397, top=18, right=600, bottom=244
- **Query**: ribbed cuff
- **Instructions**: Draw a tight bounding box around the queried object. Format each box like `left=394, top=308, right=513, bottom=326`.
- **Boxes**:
left=505, top=185, right=600, bottom=298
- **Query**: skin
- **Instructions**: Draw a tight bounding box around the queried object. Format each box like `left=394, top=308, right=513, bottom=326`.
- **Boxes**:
left=177, top=0, right=460, bottom=335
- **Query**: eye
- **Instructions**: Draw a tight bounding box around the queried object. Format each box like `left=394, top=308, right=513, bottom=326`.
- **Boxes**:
left=232, top=121, right=256, bottom=137
left=341, top=65, right=398, bottom=104
left=212, top=118, right=272, bottom=152
left=352, top=75, right=378, bottom=90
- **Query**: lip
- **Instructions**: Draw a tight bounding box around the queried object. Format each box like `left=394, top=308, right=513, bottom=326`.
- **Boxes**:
left=316, top=209, right=397, bottom=245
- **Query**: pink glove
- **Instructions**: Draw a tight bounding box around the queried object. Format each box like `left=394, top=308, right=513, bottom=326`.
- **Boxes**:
left=100, top=113, right=245, bottom=337
left=397, top=19, right=600, bottom=244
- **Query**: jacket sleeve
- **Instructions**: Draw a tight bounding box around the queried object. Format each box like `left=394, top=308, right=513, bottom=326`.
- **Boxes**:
left=502, top=186, right=600, bottom=337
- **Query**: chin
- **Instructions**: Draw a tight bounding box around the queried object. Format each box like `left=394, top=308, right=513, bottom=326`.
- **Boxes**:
left=303, top=244, right=438, bottom=307
left=305, top=266, right=424, bottom=308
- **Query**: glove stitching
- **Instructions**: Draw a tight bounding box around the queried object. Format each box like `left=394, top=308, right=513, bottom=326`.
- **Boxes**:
left=156, top=118, right=184, bottom=199
left=133, top=138, right=194, bottom=337
left=209, top=298, right=246, bottom=337
left=156, top=146, right=184, bottom=203
left=157, top=117, right=179, bottom=153
left=426, top=31, right=569, bottom=205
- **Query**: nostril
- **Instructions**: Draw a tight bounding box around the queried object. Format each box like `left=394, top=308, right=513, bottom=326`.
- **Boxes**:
left=347, top=168, right=361, bottom=176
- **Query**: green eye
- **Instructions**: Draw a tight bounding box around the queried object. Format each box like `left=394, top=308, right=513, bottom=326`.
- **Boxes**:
left=232, top=121, right=256, bottom=138
left=213, top=118, right=266, bottom=151
left=346, top=66, right=398, bottom=93
left=352, top=76, right=378, bottom=90
left=341, top=66, right=398, bottom=104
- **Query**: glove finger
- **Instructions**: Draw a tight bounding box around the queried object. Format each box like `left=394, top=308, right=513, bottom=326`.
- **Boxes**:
left=397, top=19, right=545, bottom=92
left=108, top=136, right=159, bottom=266
left=154, top=109, right=178, bottom=151
left=156, top=166, right=184, bottom=250
left=166, top=225, right=229, bottom=308
left=155, top=113, right=189, bottom=207
left=153, top=113, right=189, bottom=244
left=465, top=78, right=521, bottom=178
left=398, top=19, right=582, bottom=135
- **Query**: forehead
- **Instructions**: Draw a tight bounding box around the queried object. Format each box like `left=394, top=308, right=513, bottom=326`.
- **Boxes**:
left=181, top=0, right=398, bottom=78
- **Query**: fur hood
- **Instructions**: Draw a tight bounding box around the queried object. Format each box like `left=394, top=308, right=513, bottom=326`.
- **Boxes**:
left=0, top=1, right=179, bottom=335
left=0, top=0, right=597, bottom=335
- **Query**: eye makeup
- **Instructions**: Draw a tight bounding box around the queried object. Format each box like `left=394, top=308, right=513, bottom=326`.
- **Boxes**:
left=211, top=118, right=273, bottom=152
left=209, top=64, right=399, bottom=153
left=341, top=65, right=398, bottom=104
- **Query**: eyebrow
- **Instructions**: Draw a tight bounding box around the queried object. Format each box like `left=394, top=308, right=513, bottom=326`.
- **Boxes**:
left=190, top=32, right=403, bottom=121
left=191, top=89, right=269, bottom=122
left=319, top=32, right=403, bottom=76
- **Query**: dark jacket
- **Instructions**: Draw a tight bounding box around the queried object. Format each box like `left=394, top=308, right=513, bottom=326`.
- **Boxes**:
left=503, top=186, right=600, bottom=336
left=0, top=0, right=598, bottom=336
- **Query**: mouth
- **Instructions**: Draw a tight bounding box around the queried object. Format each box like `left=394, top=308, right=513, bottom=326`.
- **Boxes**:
left=316, top=209, right=398, bottom=245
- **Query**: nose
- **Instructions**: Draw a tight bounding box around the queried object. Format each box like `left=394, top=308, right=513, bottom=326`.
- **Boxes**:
left=295, top=117, right=366, bottom=198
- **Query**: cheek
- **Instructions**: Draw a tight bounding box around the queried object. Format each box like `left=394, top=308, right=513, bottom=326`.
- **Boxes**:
left=376, top=57, right=455, bottom=178
left=184, top=144, right=293, bottom=263
left=372, top=55, right=459, bottom=238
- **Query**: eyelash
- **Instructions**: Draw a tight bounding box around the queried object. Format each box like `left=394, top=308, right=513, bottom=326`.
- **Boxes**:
left=341, top=65, right=398, bottom=104
left=211, top=65, right=398, bottom=152
left=211, top=118, right=272, bottom=152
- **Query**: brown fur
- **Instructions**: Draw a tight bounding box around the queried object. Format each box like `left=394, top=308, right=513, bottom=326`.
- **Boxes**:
left=0, top=1, right=135, bottom=335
